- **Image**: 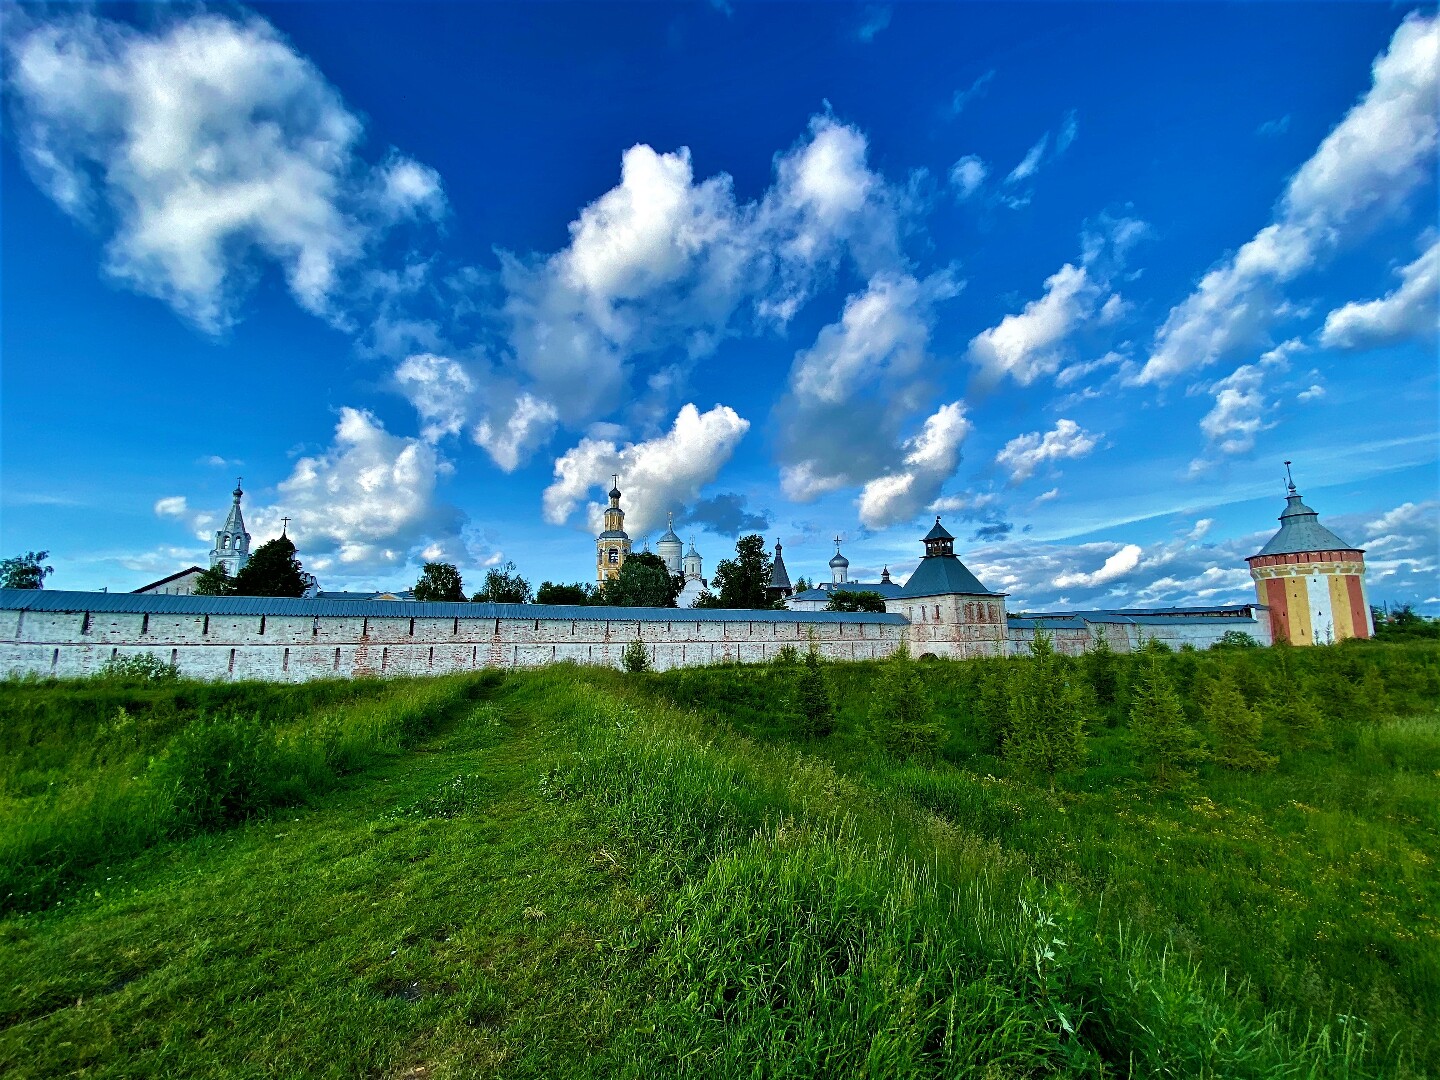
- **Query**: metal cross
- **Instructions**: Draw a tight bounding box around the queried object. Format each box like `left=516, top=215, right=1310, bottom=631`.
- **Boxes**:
left=280, top=516, right=291, bottom=536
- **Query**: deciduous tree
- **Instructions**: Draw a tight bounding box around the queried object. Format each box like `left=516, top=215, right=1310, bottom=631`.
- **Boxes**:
left=0, top=550, right=53, bottom=589
left=471, top=562, right=532, bottom=604
left=710, top=534, right=772, bottom=609
left=600, top=552, right=681, bottom=607
left=825, top=589, right=886, bottom=613
left=413, top=562, right=465, bottom=602
left=536, top=581, right=596, bottom=605
left=193, top=564, right=235, bottom=596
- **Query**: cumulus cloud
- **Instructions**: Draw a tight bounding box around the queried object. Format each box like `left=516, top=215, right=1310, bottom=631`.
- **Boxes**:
left=394, top=353, right=475, bottom=442
left=474, top=393, right=559, bottom=473
left=1141, top=13, right=1439, bottom=383
left=966, top=263, right=1105, bottom=385
left=995, top=419, right=1099, bottom=483
left=1319, top=235, right=1439, bottom=350
left=857, top=402, right=972, bottom=528
left=269, top=407, right=464, bottom=569
left=154, top=496, right=189, bottom=518
left=778, top=269, right=962, bottom=504
left=949, top=155, right=987, bottom=199
left=473, top=113, right=911, bottom=461
left=5, top=11, right=444, bottom=333
left=1053, top=543, right=1142, bottom=589
left=542, top=403, right=750, bottom=535
left=1197, top=364, right=1271, bottom=457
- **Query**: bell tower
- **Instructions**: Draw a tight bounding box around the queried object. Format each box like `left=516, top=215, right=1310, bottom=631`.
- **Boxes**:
left=209, top=479, right=251, bottom=577
left=596, top=475, right=633, bottom=583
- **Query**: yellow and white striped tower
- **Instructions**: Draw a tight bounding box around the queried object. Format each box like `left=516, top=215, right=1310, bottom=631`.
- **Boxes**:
left=1246, top=463, right=1372, bottom=645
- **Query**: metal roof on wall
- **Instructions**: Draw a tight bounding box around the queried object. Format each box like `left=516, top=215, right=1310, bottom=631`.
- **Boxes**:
left=0, top=589, right=907, bottom=625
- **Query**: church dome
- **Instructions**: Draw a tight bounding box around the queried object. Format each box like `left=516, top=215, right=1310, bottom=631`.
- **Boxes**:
left=829, top=550, right=849, bottom=568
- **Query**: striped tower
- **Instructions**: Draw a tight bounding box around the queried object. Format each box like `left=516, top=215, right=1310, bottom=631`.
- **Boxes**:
left=1246, top=463, right=1372, bottom=646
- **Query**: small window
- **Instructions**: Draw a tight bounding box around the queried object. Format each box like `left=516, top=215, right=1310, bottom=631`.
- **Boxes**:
left=608, top=548, right=619, bottom=565
left=934, top=605, right=940, bottom=620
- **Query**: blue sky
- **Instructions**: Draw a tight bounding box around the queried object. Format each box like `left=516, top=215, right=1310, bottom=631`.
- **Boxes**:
left=2, top=2, right=1436, bottom=611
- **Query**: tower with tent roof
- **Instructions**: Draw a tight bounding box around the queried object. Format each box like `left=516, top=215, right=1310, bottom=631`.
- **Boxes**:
left=596, top=476, right=633, bottom=584
left=209, top=479, right=251, bottom=577
left=1246, top=462, right=1372, bottom=645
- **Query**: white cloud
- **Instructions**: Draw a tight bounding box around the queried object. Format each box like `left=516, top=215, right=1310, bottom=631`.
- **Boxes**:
left=1319, top=236, right=1440, bottom=350
left=1053, top=543, right=1142, bottom=589
left=1005, top=133, right=1049, bottom=185
left=154, top=496, right=188, bottom=518
left=1197, top=364, right=1270, bottom=457
left=1298, top=384, right=1326, bottom=402
left=5, top=12, right=444, bottom=333
left=949, top=70, right=995, bottom=117
left=542, top=403, right=750, bottom=535
left=949, top=155, right=987, bottom=199
left=474, top=394, right=559, bottom=473
left=966, top=263, right=1104, bottom=385
left=995, top=419, right=1099, bottom=483
left=857, top=402, right=971, bottom=528
left=778, top=269, right=961, bottom=504
left=856, top=5, right=892, bottom=43
left=1141, top=13, right=1439, bottom=383
left=269, top=407, right=462, bottom=569
left=373, top=156, right=447, bottom=222
left=394, top=353, right=475, bottom=442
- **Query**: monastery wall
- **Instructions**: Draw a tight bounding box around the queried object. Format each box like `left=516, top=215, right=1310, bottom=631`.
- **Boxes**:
left=0, top=595, right=910, bottom=681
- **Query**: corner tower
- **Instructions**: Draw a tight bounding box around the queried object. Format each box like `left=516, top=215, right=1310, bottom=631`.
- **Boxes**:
left=209, top=479, right=251, bottom=577
left=596, top=476, right=633, bottom=583
left=1246, top=462, right=1371, bottom=645
left=888, top=517, right=1007, bottom=659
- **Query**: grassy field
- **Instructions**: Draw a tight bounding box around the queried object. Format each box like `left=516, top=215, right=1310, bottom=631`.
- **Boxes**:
left=0, top=640, right=1436, bottom=1077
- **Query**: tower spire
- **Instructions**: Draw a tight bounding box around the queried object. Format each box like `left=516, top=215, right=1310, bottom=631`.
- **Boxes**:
left=1284, top=459, right=1296, bottom=495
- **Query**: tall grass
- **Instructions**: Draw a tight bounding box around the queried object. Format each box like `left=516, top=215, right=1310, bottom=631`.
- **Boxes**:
left=0, top=673, right=497, bottom=911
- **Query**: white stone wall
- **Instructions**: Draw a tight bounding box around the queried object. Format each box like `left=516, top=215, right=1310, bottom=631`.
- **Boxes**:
left=886, top=595, right=1009, bottom=660
left=2, top=606, right=909, bottom=682
left=1007, top=612, right=1272, bottom=656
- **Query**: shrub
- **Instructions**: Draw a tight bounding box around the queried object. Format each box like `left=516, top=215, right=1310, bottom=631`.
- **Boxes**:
left=1083, top=631, right=1120, bottom=706
left=95, top=653, right=180, bottom=683
left=622, top=638, right=651, bottom=673
left=154, top=713, right=278, bottom=831
left=1214, top=629, right=1260, bottom=649
left=771, top=643, right=800, bottom=666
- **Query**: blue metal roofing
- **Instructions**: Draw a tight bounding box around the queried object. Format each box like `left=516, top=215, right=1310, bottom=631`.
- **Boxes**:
left=1008, top=604, right=1261, bottom=627
left=0, top=589, right=906, bottom=625
left=1253, top=492, right=1359, bottom=558
left=898, top=554, right=998, bottom=598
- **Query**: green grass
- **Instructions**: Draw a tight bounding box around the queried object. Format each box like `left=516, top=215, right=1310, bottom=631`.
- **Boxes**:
left=0, top=642, right=1436, bottom=1077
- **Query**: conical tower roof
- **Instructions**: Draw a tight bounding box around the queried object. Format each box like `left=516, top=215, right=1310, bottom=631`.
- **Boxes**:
left=1253, top=466, right=1360, bottom=557
left=222, top=480, right=247, bottom=535
left=769, top=541, right=792, bottom=590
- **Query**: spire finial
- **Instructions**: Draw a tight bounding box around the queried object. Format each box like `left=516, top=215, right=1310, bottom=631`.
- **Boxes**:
left=280, top=515, right=291, bottom=537
left=668, top=511, right=674, bottom=529
left=234, top=476, right=243, bottom=498
left=834, top=534, right=842, bottom=553
left=1283, top=460, right=1296, bottom=495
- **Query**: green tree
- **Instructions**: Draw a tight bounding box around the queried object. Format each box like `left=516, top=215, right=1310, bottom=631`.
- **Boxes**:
left=1082, top=629, right=1120, bottom=706
left=1203, top=668, right=1276, bottom=771
left=794, top=637, right=835, bottom=738
left=600, top=552, right=681, bottom=607
left=691, top=589, right=722, bottom=609
left=0, top=550, right=53, bottom=589
left=1004, top=631, right=1087, bottom=789
left=974, top=661, right=1013, bottom=752
left=793, top=576, right=812, bottom=593
left=1129, top=656, right=1207, bottom=787
left=413, top=562, right=465, bottom=602
left=1266, top=646, right=1330, bottom=750
left=710, top=534, right=773, bottom=609
left=192, top=564, right=235, bottom=596
left=536, top=581, right=596, bottom=605
left=471, top=562, right=532, bottom=604
left=231, top=537, right=311, bottom=598
left=1372, top=603, right=1440, bottom=642
left=621, top=638, right=651, bottom=673
left=825, top=589, right=887, bottom=613
left=870, top=644, right=944, bottom=760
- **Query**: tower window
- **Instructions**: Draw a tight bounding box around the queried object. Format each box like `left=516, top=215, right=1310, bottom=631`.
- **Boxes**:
left=609, top=549, right=619, bottom=565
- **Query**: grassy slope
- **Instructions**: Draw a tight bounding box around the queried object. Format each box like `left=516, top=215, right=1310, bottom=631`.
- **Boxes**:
left=0, top=645, right=1436, bottom=1078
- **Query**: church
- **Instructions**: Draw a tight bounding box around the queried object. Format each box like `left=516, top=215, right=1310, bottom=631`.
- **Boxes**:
left=594, top=478, right=709, bottom=607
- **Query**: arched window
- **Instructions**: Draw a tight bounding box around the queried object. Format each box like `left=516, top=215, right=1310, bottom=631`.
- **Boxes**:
left=609, top=548, right=619, bottom=565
